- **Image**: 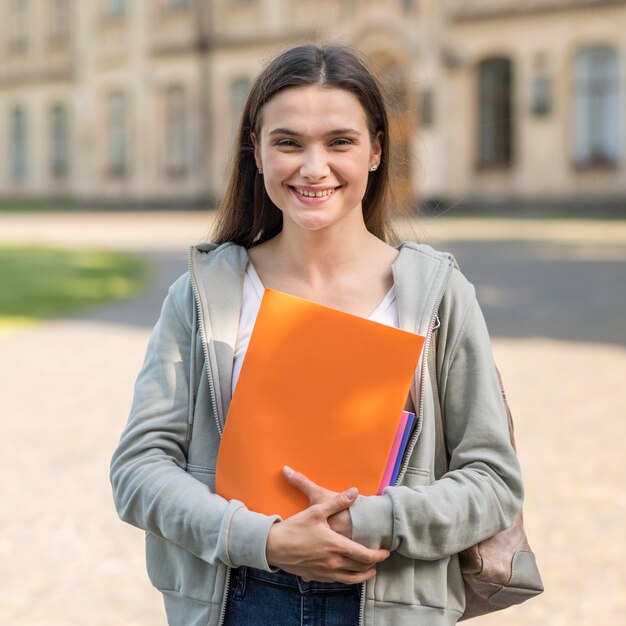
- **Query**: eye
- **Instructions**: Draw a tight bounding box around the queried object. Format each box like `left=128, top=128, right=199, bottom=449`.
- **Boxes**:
left=330, top=138, right=353, bottom=147
left=275, top=139, right=300, bottom=148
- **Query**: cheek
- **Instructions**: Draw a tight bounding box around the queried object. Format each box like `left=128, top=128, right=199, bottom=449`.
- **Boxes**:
left=263, top=153, right=294, bottom=181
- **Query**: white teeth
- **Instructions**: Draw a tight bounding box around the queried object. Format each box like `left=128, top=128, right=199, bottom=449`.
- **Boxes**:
left=294, top=187, right=336, bottom=198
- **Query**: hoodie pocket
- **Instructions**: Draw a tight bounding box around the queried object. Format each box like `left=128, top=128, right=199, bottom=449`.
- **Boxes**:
left=373, top=551, right=464, bottom=612
left=145, top=531, right=221, bottom=603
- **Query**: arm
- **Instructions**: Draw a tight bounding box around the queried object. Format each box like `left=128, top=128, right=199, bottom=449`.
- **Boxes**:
left=349, top=273, right=524, bottom=560
left=110, top=275, right=279, bottom=571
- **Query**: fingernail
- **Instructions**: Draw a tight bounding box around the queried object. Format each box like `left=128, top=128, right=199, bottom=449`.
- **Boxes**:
left=283, top=465, right=294, bottom=477
left=345, top=487, right=358, bottom=500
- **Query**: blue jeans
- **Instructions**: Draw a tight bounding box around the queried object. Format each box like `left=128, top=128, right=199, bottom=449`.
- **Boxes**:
left=223, top=566, right=361, bottom=626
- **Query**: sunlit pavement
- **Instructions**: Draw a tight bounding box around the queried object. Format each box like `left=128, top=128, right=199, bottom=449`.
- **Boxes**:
left=1, top=211, right=625, bottom=625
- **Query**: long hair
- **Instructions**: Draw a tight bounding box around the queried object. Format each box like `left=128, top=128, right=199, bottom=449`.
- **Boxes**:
left=211, top=44, right=397, bottom=247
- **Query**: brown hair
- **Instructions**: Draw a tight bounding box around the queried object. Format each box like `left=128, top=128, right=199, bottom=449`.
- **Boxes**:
left=211, top=44, right=397, bottom=247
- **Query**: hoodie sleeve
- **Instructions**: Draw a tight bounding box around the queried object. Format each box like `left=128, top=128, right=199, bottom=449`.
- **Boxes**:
left=349, top=271, right=524, bottom=560
left=110, top=274, right=280, bottom=571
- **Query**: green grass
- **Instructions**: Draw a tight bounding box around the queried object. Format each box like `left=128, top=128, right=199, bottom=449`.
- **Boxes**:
left=0, top=243, right=149, bottom=328
left=0, top=199, right=76, bottom=213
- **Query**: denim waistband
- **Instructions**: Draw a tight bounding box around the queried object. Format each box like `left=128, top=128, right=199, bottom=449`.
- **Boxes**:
left=240, top=566, right=360, bottom=594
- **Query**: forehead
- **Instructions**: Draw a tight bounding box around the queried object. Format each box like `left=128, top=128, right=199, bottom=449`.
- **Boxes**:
left=259, top=85, right=370, bottom=135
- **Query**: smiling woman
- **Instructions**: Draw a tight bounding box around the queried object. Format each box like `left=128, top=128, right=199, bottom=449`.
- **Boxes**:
left=0, top=243, right=148, bottom=327
left=111, top=44, right=528, bottom=626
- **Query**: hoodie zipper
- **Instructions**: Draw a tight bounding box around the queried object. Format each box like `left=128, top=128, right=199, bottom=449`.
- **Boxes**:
left=217, top=567, right=233, bottom=626
left=394, top=263, right=453, bottom=487
left=358, top=581, right=366, bottom=626
left=187, top=247, right=223, bottom=438
left=188, top=248, right=233, bottom=625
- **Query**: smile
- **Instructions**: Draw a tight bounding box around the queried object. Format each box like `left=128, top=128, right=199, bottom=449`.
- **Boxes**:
left=291, top=186, right=340, bottom=198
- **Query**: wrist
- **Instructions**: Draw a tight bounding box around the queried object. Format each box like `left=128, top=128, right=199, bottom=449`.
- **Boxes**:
left=265, top=521, right=283, bottom=568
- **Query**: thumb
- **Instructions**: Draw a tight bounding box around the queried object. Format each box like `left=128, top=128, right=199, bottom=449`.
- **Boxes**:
left=283, top=466, right=324, bottom=500
left=317, top=487, right=358, bottom=518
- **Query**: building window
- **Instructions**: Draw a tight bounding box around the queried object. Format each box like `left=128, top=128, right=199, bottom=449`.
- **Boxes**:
left=105, top=0, right=126, bottom=18
left=531, top=74, right=551, bottom=116
left=9, top=0, right=29, bottom=51
left=165, top=86, right=189, bottom=175
left=420, top=89, right=434, bottom=128
left=50, top=104, right=70, bottom=178
left=49, top=0, right=70, bottom=43
left=9, top=107, right=28, bottom=181
left=108, top=92, right=129, bottom=176
left=573, top=46, right=622, bottom=167
left=165, top=0, right=190, bottom=8
left=231, top=77, right=251, bottom=124
left=478, top=57, right=514, bottom=167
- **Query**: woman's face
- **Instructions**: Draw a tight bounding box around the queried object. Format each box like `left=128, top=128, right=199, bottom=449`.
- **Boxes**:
left=252, top=85, right=381, bottom=235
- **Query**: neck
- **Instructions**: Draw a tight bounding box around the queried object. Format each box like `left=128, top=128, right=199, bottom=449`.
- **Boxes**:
left=272, top=214, right=381, bottom=283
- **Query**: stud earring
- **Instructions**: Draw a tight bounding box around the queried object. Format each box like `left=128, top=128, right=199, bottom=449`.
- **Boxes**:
left=258, top=167, right=263, bottom=175
left=370, top=164, right=379, bottom=172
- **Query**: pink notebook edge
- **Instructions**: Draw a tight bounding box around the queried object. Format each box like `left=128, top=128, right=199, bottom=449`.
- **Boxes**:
left=377, top=410, right=411, bottom=494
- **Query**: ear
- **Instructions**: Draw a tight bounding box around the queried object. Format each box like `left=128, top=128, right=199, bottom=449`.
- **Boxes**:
left=250, top=132, right=262, bottom=170
left=372, top=131, right=383, bottom=162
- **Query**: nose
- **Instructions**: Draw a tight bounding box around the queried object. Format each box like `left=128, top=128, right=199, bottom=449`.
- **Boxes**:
left=300, top=146, right=330, bottom=180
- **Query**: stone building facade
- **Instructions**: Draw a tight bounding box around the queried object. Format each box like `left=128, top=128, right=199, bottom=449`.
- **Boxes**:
left=1, top=0, right=625, bottom=212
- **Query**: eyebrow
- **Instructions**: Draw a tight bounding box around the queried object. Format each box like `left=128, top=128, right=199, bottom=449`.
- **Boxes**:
left=268, top=127, right=362, bottom=137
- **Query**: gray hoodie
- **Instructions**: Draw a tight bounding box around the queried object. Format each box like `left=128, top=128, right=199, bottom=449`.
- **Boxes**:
left=110, top=241, right=523, bottom=626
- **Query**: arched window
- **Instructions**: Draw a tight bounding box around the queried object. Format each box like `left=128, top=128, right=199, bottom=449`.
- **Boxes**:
left=165, top=85, right=189, bottom=175
left=50, top=103, right=69, bottom=178
left=573, top=46, right=622, bottom=167
left=9, top=107, right=28, bottom=181
left=478, top=57, right=514, bottom=167
left=231, top=77, right=251, bottom=125
left=10, top=0, right=29, bottom=51
left=49, top=0, right=70, bottom=43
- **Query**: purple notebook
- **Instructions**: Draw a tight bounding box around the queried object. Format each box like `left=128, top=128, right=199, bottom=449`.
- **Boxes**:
left=377, top=410, right=416, bottom=494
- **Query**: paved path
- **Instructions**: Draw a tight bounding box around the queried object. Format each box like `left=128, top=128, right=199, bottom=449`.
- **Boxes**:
left=1, top=212, right=625, bottom=625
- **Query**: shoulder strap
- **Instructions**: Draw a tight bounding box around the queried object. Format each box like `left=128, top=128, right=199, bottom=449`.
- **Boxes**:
left=429, top=328, right=448, bottom=478
left=430, top=329, right=516, bottom=479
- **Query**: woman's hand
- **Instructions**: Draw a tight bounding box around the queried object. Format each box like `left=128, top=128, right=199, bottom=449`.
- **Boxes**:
left=265, top=486, right=389, bottom=584
left=282, top=466, right=352, bottom=538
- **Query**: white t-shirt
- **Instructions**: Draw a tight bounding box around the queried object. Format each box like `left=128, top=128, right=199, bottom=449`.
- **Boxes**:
left=231, top=261, right=400, bottom=395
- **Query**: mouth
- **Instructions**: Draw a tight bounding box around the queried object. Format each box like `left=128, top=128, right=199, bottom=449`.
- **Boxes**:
left=289, top=186, right=341, bottom=199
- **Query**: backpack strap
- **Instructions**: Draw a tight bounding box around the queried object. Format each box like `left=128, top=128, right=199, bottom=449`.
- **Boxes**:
left=428, top=326, right=448, bottom=479
left=429, top=327, right=516, bottom=479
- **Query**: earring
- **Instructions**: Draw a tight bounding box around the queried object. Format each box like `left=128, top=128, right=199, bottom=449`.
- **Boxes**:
left=370, top=164, right=379, bottom=172
left=258, top=167, right=263, bottom=175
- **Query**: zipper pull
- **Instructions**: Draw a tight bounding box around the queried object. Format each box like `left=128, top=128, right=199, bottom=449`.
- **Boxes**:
left=432, top=315, right=441, bottom=331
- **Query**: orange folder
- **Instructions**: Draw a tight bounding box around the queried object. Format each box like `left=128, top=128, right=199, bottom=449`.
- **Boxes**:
left=215, top=288, right=425, bottom=519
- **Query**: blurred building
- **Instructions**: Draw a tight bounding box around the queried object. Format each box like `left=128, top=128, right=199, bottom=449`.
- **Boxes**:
left=0, top=0, right=625, bottom=213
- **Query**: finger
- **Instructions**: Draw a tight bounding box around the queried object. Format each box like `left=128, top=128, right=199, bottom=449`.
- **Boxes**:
left=300, top=568, right=377, bottom=585
left=315, top=487, right=358, bottom=518
left=338, top=541, right=390, bottom=566
left=332, top=568, right=379, bottom=585
left=283, top=466, right=325, bottom=499
left=336, top=557, right=376, bottom=573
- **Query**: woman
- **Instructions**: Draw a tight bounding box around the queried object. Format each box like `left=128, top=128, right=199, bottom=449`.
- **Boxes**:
left=111, top=44, right=523, bottom=626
